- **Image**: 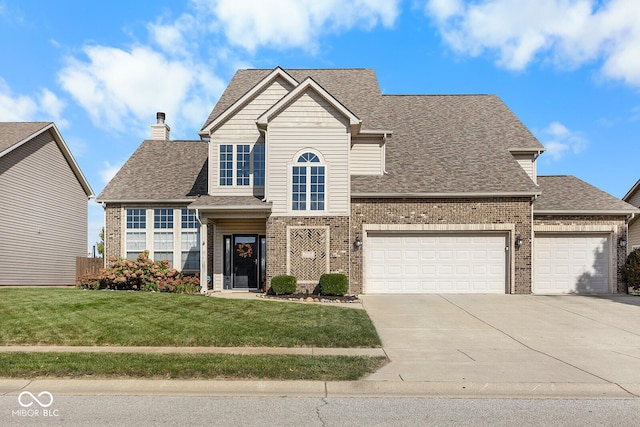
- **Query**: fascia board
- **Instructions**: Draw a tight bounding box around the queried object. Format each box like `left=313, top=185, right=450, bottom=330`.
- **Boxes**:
left=534, top=209, right=640, bottom=215
left=200, top=67, right=299, bottom=135
left=351, top=191, right=541, bottom=198
left=96, top=199, right=196, bottom=204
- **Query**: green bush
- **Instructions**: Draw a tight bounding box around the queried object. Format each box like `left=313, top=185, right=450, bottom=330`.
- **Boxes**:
left=76, top=251, right=200, bottom=294
left=270, top=275, right=297, bottom=294
left=319, top=273, right=349, bottom=296
left=622, top=249, right=640, bottom=291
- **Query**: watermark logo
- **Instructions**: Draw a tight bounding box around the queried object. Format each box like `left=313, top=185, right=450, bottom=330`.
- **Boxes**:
left=18, top=391, right=54, bottom=408
left=12, top=391, right=59, bottom=418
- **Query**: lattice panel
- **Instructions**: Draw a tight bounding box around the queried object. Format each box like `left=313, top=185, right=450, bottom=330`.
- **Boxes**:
left=287, top=227, right=329, bottom=283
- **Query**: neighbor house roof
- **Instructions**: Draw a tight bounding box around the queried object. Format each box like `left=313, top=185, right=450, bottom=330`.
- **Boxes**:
left=0, top=121, right=94, bottom=197
left=96, top=140, right=208, bottom=202
left=534, top=175, right=638, bottom=214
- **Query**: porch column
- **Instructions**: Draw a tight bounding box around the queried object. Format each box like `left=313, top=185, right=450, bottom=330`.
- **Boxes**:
left=199, top=219, right=208, bottom=294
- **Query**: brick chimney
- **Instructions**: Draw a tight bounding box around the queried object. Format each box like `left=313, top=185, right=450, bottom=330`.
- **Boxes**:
left=151, top=112, right=170, bottom=140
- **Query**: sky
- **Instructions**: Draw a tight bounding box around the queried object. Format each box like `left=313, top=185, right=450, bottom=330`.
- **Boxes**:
left=1, top=0, right=639, bottom=253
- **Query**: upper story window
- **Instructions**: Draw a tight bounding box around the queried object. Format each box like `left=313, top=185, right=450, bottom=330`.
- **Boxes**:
left=292, top=152, right=325, bottom=211
left=154, top=209, right=173, bottom=229
left=219, top=144, right=265, bottom=187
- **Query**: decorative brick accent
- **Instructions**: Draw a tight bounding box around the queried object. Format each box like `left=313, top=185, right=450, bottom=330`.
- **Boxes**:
left=350, top=198, right=533, bottom=294
left=534, top=215, right=628, bottom=293
left=266, top=216, right=349, bottom=293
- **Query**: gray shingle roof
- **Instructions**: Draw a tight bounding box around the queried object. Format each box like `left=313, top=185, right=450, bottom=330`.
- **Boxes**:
left=189, top=195, right=271, bottom=209
left=0, top=122, right=50, bottom=154
left=202, top=68, right=384, bottom=131
left=352, top=95, right=542, bottom=194
left=97, top=140, right=208, bottom=202
left=535, top=176, right=638, bottom=213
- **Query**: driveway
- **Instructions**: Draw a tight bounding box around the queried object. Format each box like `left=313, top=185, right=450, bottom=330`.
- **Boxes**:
left=361, top=294, right=640, bottom=386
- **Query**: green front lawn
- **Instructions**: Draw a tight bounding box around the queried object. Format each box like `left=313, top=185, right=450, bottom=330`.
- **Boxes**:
left=0, top=352, right=386, bottom=380
left=0, top=289, right=381, bottom=348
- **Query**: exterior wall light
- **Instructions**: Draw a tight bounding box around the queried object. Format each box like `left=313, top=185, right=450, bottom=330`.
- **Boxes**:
left=619, top=236, right=627, bottom=247
left=354, top=236, right=363, bottom=250
left=515, top=234, right=524, bottom=248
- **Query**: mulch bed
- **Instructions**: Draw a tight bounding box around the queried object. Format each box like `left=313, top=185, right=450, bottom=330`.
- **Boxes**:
left=260, top=293, right=360, bottom=304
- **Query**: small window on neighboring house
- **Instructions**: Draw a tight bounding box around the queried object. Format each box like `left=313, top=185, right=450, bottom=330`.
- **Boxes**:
left=220, top=144, right=233, bottom=186
left=292, top=152, right=325, bottom=211
left=236, top=144, right=250, bottom=186
left=253, top=144, right=265, bottom=186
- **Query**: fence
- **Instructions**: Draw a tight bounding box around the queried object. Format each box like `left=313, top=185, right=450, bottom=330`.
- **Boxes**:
left=76, top=257, right=103, bottom=279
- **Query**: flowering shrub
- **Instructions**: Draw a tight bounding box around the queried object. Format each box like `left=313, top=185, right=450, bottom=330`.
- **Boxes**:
left=77, top=251, right=200, bottom=294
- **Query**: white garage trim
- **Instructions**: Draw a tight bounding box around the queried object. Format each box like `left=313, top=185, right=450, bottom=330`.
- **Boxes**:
left=362, top=224, right=516, bottom=293
left=533, top=232, right=614, bottom=294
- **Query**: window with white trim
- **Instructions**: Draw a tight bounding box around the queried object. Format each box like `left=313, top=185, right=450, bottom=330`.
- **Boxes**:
left=292, top=152, right=325, bottom=211
left=124, top=208, right=200, bottom=270
left=218, top=144, right=265, bottom=187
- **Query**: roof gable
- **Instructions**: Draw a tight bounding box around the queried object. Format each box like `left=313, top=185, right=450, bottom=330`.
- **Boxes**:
left=256, top=77, right=362, bottom=133
left=0, top=122, right=94, bottom=197
left=199, top=67, right=298, bottom=136
left=623, top=178, right=640, bottom=204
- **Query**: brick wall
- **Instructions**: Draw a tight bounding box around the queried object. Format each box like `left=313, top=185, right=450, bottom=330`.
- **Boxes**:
left=104, top=204, right=121, bottom=261
left=534, top=215, right=628, bottom=293
left=266, top=216, right=350, bottom=293
left=350, top=197, right=534, bottom=294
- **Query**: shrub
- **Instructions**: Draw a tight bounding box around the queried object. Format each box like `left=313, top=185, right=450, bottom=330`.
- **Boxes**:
left=622, top=249, right=640, bottom=291
left=76, top=251, right=201, bottom=294
left=319, top=273, right=349, bottom=296
left=270, top=275, right=297, bottom=294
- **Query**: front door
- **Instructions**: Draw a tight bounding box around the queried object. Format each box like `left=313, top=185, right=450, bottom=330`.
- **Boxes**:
left=233, top=235, right=258, bottom=289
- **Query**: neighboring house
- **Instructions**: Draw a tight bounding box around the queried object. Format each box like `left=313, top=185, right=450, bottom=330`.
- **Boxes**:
left=0, top=122, right=94, bottom=285
left=97, top=67, right=638, bottom=295
left=623, top=179, right=640, bottom=252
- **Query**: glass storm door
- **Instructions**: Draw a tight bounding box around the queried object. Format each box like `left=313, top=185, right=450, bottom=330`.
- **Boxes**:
left=233, top=235, right=258, bottom=289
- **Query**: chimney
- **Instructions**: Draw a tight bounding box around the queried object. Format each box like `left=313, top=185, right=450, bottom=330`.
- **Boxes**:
left=151, top=112, right=170, bottom=140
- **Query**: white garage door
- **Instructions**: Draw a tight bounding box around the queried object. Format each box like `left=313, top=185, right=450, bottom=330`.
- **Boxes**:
left=534, top=234, right=610, bottom=294
left=365, top=233, right=507, bottom=294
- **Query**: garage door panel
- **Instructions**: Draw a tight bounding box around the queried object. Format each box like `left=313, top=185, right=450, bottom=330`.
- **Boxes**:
left=365, top=233, right=507, bottom=294
left=534, top=234, right=609, bottom=294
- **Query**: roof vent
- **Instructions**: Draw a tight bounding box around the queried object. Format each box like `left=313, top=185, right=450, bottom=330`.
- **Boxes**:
left=151, top=112, right=170, bottom=141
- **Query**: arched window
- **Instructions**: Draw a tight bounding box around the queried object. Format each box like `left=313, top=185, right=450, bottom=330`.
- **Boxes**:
left=292, top=152, right=325, bottom=211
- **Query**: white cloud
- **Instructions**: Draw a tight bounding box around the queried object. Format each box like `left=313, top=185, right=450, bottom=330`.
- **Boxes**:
left=58, top=45, right=225, bottom=136
left=425, top=0, right=640, bottom=87
left=196, top=0, right=401, bottom=51
left=99, top=161, right=123, bottom=184
left=0, top=77, right=68, bottom=124
left=540, top=121, right=587, bottom=161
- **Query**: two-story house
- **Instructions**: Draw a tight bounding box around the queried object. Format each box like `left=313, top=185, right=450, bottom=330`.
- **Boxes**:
left=97, top=67, right=637, bottom=294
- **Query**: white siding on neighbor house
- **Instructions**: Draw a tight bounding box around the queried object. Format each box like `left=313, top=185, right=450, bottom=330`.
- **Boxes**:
left=266, top=90, right=351, bottom=215
left=350, top=137, right=384, bottom=175
left=211, top=218, right=266, bottom=291
left=0, top=130, right=87, bottom=285
left=513, top=153, right=537, bottom=183
left=209, top=77, right=293, bottom=195
left=628, top=220, right=640, bottom=252
left=626, top=190, right=640, bottom=208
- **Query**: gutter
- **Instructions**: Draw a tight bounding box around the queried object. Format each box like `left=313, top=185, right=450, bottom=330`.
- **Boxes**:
left=534, top=209, right=640, bottom=215
left=95, top=199, right=197, bottom=204
left=351, top=191, right=542, bottom=198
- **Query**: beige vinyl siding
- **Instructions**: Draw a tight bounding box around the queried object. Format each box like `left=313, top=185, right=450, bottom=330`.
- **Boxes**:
left=0, top=130, right=87, bottom=285
left=209, top=77, right=293, bottom=195
left=266, top=90, right=350, bottom=215
left=211, top=218, right=266, bottom=291
left=513, top=153, right=537, bottom=183
left=628, top=220, right=640, bottom=252
left=626, top=191, right=640, bottom=208
left=350, top=138, right=384, bottom=175
left=209, top=141, right=265, bottom=197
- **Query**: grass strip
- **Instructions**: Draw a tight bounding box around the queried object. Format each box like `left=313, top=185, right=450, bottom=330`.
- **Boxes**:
left=0, top=288, right=380, bottom=348
left=0, top=352, right=387, bottom=381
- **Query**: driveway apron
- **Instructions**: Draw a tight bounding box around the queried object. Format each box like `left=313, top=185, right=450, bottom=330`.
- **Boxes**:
left=361, top=294, right=640, bottom=385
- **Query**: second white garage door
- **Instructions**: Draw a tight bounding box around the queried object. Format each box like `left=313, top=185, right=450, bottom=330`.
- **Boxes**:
left=534, top=234, right=610, bottom=294
left=365, top=233, right=507, bottom=294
